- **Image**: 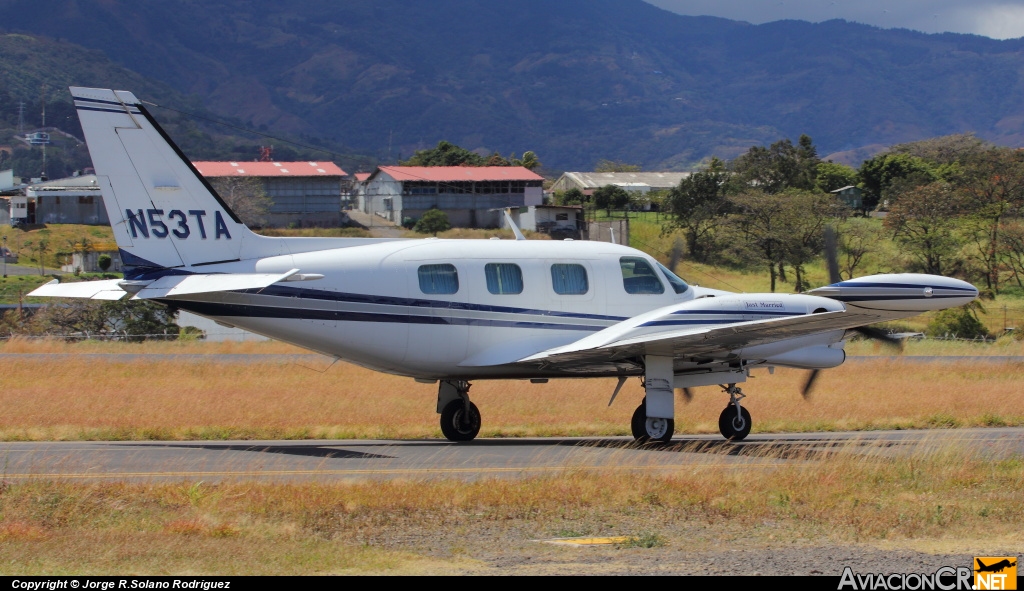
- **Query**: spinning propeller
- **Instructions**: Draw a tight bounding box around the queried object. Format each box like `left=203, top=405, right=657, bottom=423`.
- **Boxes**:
left=801, top=226, right=903, bottom=399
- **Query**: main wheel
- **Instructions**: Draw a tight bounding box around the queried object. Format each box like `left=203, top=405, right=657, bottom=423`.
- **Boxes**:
left=440, top=399, right=481, bottom=442
left=630, top=399, right=674, bottom=443
left=718, top=406, right=752, bottom=441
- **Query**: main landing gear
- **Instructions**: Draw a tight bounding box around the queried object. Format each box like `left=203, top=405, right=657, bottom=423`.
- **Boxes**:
left=437, top=380, right=481, bottom=442
left=718, top=383, right=751, bottom=441
left=631, top=398, right=674, bottom=443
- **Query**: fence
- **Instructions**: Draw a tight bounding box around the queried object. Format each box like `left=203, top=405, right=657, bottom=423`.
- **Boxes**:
left=585, top=219, right=629, bottom=245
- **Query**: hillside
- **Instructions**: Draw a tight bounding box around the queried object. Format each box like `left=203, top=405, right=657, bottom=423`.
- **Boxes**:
left=0, top=33, right=375, bottom=174
left=2, top=1, right=1024, bottom=170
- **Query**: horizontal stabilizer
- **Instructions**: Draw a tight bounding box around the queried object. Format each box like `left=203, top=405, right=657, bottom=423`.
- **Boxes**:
left=29, top=279, right=128, bottom=300
left=134, top=269, right=303, bottom=299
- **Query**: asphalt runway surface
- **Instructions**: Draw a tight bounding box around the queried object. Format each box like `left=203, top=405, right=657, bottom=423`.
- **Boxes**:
left=3, top=353, right=1024, bottom=364
left=2, top=428, right=1021, bottom=483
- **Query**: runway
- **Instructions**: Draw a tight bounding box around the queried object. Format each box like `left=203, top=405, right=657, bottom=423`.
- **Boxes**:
left=2, top=427, right=1021, bottom=482
left=2, top=353, right=1024, bottom=363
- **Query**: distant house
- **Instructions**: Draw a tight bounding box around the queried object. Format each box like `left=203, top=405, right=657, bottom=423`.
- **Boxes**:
left=360, top=166, right=544, bottom=228
left=830, top=185, right=864, bottom=210
left=193, top=161, right=347, bottom=227
left=26, top=174, right=107, bottom=225
left=503, top=205, right=585, bottom=239
left=24, top=131, right=50, bottom=145
left=60, top=248, right=122, bottom=273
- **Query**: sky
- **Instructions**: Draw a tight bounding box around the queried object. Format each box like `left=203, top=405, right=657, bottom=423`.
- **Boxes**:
left=644, top=0, right=1024, bottom=39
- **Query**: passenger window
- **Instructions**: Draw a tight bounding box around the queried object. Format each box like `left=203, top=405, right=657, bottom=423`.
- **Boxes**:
left=551, top=263, right=589, bottom=295
left=418, top=264, right=459, bottom=294
left=620, top=257, right=665, bottom=294
left=485, top=263, right=524, bottom=294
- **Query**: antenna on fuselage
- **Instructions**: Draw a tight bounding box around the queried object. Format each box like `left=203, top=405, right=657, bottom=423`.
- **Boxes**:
left=503, top=208, right=526, bottom=241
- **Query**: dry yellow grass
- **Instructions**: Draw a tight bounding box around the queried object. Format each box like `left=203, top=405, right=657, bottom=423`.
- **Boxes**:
left=0, top=442, right=1020, bottom=574
left=0, top=346, right=1020, bottom=440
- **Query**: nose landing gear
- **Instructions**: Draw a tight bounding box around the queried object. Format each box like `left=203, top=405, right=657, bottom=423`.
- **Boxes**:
left=437, top=380, right=481, bottom=442
left=718, top=383, right=751, bottom=441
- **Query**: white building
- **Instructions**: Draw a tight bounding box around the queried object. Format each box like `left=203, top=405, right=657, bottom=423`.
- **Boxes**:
left=360, top=166, right=544, bottom=228
left=550, top=171, right=691, bottom=194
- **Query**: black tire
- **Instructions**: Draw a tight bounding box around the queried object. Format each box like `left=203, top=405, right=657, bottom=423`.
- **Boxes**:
left=718, top=406, right=752, bottom=441
left=440, top=400, right=481, bottom=442
left=631, top=399, right=674, bottom=443
left=631, top=400, right=648, bottom=440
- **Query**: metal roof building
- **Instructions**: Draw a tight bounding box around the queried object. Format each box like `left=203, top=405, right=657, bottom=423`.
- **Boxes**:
left=193, top=161, right=348, bottom=228
left=360, top=166, right=544, bottom=228
left=550, top=171, right=691, bottom=194
left=26, top=174, right=107, bottom=225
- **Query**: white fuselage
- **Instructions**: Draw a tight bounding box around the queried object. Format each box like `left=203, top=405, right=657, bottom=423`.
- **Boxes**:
left=159, top=237, right=859, bottom=380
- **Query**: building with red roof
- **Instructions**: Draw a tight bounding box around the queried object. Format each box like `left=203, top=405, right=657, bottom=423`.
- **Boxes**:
left=359, top=166, right=544, bottom=228
left=193, top=160, right=348, bottom=228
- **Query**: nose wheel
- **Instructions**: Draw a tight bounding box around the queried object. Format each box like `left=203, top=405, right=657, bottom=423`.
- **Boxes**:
left=718, top=384, right=752, bottom=441
left=437, top=380, right=481, bottom=442
left=440, top=399, right=481, bottom=442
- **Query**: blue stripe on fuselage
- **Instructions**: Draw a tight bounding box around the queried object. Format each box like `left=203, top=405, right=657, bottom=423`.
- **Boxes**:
left=169, top=300, right=606, bottom=331
left=244, top=284, right=631, bottom=322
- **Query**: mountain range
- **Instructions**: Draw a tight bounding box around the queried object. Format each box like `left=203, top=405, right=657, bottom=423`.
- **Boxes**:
left=2, top=0, right=1024, bottom=171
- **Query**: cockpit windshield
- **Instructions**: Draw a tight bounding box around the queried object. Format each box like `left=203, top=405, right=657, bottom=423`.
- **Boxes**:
left=657, top=262, right=690, bottom=294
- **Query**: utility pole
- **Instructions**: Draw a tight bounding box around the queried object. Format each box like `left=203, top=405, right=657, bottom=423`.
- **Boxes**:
left=40, top=86, right=47, bottom=181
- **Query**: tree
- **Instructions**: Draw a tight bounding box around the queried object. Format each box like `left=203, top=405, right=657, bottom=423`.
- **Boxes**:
left=883, top=182, right=964, bottom=276
left=835, top=218, right=880, bottom=279
left=210, top=177, right=273, bottom=227
left=858, top=152, right=937, bottom=212
left=1, top=296, right=179, bottom=341
left=727, top=191, right=788, bottom=291
left=954, top=147, right=1024, bottom=292
left=402, top=141, right=485, bottom=167
left=413, top=208, right=451, bottom=236
left=97, top=254, right=112, bottom=272
left=728, top=190, right=844, bottom=291
left=518, top=151, right=541, bottom=170
left=664, top=159, right=730, bottom=263
left=814, top=162, right=859, bottom=193
left=592, top=185, right=629, bottom=215
left=594, top=159, right=641, bottom=173
left=775, top=191, right=847, bottom=292
left=554, top=187, right=585, bottom=206
left=1000, top=220, right=1024, bottom=288
left=926, top=306, right=990, bottom=340
left=889, top=133, right=987, bottom=165
left=729, top=135, right=820, bottom=194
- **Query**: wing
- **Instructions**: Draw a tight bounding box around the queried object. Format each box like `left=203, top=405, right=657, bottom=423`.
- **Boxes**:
left=518, top=302, right=888, bottom=368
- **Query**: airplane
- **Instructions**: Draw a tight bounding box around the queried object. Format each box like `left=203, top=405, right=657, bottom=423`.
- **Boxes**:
left=30, top=86, right=980, bottom=443
left=976, top=559, right=1016, bottom=573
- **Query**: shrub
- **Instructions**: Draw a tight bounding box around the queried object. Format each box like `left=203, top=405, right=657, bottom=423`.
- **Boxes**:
left=925, top=306, right=990, bottom=340
left=97, top=254, right=112, bottom=272
left=413, top=209, right=451, bottom=236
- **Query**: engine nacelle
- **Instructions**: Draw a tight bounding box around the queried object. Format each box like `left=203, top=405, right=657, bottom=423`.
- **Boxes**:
left=762, top=344, right=846, bottom=370
left=807, top=273, right=978, bottom=312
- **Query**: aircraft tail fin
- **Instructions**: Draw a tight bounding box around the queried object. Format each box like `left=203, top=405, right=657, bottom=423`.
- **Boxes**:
left=70, top=87, right=257, bottom=278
